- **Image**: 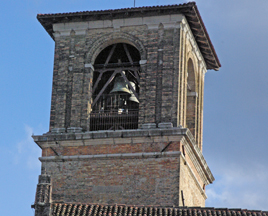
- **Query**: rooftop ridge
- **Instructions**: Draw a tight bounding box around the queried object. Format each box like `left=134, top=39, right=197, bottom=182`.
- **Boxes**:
left=37, top=2, right=196, bottom=16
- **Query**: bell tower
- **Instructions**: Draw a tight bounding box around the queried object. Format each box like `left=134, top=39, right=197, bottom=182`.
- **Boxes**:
left=32, top=2, right=220, bottom=215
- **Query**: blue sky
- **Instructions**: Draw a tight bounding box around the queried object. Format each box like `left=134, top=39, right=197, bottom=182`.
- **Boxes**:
left=1, top=0, right=268, bottom=215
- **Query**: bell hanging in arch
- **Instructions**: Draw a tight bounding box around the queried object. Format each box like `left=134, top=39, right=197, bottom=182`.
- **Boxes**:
left=128, top=81, right=139, bottom=104
left=110, top=76, right=131, bottom=95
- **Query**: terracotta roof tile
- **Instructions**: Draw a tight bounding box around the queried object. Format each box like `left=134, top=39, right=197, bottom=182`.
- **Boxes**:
left=51, top=204, right=268, bottom=216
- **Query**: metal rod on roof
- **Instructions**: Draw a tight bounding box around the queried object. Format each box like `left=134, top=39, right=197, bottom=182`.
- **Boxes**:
left=134, top=0, right=135, bottom=7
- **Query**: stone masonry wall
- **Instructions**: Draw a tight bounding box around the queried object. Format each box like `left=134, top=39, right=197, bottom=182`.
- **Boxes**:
left=49, top=16, right=185, bottom=132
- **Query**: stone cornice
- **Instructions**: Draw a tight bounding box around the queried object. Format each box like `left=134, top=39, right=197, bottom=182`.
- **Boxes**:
left=182, top=18, right=207, bottom=73
left=37, top=2, right=220, bottom=70
left=33, top=127, right=214, bottom=184
left=52, top=14, right=184, bottom=38
left=183, top=129, right=215, bottom=184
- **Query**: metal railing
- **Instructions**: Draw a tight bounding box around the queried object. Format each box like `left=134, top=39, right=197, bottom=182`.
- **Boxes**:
left=92, top=94, right=139, bottom=111
left=89, top=110, right=139, bottom=131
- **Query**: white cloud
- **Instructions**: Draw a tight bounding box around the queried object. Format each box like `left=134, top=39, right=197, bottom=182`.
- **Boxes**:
left=14, top=125, right=41, bottom=170
left=206, top=162, right=268, bottom=210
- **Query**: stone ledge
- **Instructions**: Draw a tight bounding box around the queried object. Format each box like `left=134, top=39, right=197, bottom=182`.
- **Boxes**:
left=183, top=130, right=215, bottom=183
left=32, top=127, right=188, bottom=142
left=39, top=151, right=182, bottom=162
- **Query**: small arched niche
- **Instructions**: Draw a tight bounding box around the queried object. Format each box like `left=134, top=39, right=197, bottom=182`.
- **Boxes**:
left=186, top=58, right=197, bottom=139
left=89, top=43, right=141, bottom=131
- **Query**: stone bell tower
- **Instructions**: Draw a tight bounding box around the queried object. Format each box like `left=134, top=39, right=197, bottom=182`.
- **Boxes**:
left=32, top=2, right=220, bottom=214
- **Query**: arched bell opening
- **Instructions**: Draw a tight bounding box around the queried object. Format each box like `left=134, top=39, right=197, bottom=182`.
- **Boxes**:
left=90, top=43, right=141, bottom=131
left=186, top=58, right=197, bottom=139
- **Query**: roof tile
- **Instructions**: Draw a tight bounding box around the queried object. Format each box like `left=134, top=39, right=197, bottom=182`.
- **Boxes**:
left=51, top=204, right=268, bottom=216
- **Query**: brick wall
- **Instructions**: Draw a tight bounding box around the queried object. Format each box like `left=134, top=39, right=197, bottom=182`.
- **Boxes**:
left=41, top=135, right=183, bottom=206
left=34, top=129, right=213, bottom=207
left=44, top=156, right=181, bottom=206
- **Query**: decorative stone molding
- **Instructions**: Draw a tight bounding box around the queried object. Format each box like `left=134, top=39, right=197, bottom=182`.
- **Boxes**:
left=67, top=127, right=83, bottom=133
left=51, top=128, right=65, bottom=134
left=158, top=122, right=173, bottom=128
left=147, top=24, right=159, bottom=30
left=34, top=174, right=52, bottom=205
left=84, top=63, right=94, bottom=71
left=32, top=174, right=52, bottom=216
left=39, top=151, right=182, bottom=162
left=53, top=14, right=183, bottom=35
left=181, top=18, right=207, bottom=70
left=85, top=32, right=147, bottom=65
left=141, top=123, right=157, bottom=129
left=187, top=92, right=198, bottom=97
left=162, top=22, right=177, bottom=29
left=182, top=133, right=214, bottom=185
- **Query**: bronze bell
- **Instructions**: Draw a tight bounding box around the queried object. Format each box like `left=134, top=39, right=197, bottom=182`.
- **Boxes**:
left=128, top=81, right=139, bottom=103
left=110, top=76, right=131, bottom=95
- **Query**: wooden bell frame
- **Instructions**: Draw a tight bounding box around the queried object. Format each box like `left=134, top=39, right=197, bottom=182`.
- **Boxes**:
left=92, top=43, right=141, bottom=113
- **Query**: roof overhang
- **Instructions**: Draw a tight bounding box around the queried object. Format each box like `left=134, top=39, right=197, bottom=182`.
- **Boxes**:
left=37, top=2, right=221, bottom=70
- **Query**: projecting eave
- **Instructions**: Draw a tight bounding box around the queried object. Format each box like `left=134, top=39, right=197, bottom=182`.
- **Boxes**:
left=37, top=2, right=221, bottom=70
